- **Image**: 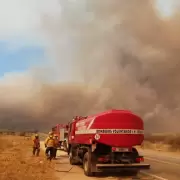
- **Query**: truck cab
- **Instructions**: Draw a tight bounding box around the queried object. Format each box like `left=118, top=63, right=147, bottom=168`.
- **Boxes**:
left=67, top=117, right=79, bottom=154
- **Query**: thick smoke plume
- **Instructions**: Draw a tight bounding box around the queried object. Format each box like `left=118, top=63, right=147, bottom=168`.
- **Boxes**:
left=1, top=0, right=180, bottom=132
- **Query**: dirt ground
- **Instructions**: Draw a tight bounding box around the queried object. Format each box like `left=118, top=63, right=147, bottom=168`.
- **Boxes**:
left=0, top=135, right=157, bottom=180
left=0, top=135, right=57, bottom=180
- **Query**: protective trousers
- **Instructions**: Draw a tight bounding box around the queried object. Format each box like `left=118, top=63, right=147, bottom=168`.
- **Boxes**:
left=33, top=147, right=40, bottom=156
left=45, top=147, right=54, bottom=161
left=53, top=148, right=57, bottom=158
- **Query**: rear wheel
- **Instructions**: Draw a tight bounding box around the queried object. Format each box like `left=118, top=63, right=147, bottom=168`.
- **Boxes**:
left=83, top=152, right=94, bottom=176
left=132, top=148, right=139, bottom=156
left=130, top=148, right=140, bottom=177
left=69, top=148, right=77, bottom=165
left=129, top=170, right=139, bottom=177
left=132, top=148, right=139, bottom=162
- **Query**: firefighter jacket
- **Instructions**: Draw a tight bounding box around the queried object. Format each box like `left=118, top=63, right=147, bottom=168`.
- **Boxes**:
left=33, top=138, right=40, bottom=148
left=44, top=136, right=55, bottom=148
left=54, top=137, right=59, bottom=148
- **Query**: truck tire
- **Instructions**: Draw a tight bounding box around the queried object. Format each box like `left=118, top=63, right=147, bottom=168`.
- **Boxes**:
left=130, top=148, right=139, bottom=176
left=132, top=148, right=139, bottom=162
left=132, top=148, right=139, bottom=156
left=129, top=170, right=139, bottom=177
left=63, top=141, right=68, bottom=152
left=69, top=148, right=77, bottom=165
left=83, top=152, right=94, bottom=176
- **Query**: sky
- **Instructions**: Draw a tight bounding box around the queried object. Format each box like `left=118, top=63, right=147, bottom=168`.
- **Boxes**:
left=0, top=0, right=175, bottom=80
left=0, top=0, right=61, bottom=78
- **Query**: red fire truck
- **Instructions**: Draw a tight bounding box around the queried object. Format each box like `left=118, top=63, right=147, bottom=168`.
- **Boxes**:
left=52, top=124, right=68, bottom=150
left=66, top=109, right=150, bottom=176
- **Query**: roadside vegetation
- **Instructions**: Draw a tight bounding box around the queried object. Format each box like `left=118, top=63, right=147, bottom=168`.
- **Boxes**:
left=143, top=133, right=180, bottom=152
left=0, top=132, right=57, bottom=180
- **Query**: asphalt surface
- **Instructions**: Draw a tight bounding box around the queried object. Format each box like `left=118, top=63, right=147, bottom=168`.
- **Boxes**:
left=138, top=149, right=180, bottom=180
left=48, top=150, right=151, bottom=180
left=40, top=142, right=180, bottom=180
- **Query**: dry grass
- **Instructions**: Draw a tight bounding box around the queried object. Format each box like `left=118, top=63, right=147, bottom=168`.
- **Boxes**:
left=143, top=133, right=180, bottom=152
left=0, top=135, right=57, bottom=180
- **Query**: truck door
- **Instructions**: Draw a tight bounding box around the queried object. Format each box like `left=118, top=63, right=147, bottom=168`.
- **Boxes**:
left=68, top=122, right=75, bottom=143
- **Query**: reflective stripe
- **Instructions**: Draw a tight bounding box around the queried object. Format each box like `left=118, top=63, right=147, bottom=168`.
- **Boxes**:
left=75, top=129, right=144, bottom=135
left=86, top=118, right=95, bottom=129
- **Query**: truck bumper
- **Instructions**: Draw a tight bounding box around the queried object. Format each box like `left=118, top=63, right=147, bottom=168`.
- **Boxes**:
left=96, top=163, right=150, bottom=172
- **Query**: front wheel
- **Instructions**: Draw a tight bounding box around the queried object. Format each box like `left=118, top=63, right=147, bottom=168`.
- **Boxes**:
left=83, top=152, right=94, bottom=176
left=63, top=141, right=68, bottom=152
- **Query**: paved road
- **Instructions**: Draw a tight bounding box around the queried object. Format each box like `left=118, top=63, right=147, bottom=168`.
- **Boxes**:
left=40, top=142, right=150, bottom=180
left=41, top=141, right=180, bottom=179
left=138, top=149, right=180, bottom=180
left=48, top=150, right=151, bottom=180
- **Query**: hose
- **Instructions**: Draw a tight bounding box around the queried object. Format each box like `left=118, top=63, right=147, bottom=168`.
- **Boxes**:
left=49, top=164, right=74, bottom=180
left=50, top=165, right=73, bottom=173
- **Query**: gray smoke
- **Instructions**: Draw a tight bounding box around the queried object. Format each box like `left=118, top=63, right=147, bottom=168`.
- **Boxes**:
left=0, top=0, right=180, bottom=132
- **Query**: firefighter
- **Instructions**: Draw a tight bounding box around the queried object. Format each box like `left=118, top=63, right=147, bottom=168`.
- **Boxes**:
left=32, top=134, right=40, bottom=156
left=53, top=134, right=59, bottom=159
left=44, top=132, right=55, bottom=161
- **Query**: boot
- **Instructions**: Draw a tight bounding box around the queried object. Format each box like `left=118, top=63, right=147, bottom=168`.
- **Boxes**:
left=36, top=149, right=40, bottom=156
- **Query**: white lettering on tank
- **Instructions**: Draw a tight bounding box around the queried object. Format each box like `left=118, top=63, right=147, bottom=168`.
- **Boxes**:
left=75, top=129, right=144, bottom=135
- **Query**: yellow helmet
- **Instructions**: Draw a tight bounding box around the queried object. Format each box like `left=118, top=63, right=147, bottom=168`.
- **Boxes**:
left=35, top=134, right=39, bottom=137
left=49, top=131, right=53, bottom=135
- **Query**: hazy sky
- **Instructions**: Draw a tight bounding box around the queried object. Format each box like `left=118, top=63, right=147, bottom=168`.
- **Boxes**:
left=0, top=0, right=175, bottom=80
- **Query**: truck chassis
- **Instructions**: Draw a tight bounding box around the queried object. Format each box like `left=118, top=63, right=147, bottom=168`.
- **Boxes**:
left=68, top=142, right=150, bottom=176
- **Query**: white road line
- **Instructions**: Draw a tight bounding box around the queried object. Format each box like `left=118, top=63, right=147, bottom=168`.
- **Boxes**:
left=145, top=157, right=180, bottom=167
left=141, top=171, right=168, bottom=180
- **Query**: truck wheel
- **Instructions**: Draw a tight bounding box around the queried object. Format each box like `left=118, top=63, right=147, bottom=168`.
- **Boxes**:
left=63, top=141, right=68, bottom=152
left=132, top=148, right=139, bottom=162
left=83, top=152, right=94, bottom=176
left=132, top=148, right=139, bottom=156
left=69, top=148, right=77, bottom=165
left=130, top=170, right=139, bottom=177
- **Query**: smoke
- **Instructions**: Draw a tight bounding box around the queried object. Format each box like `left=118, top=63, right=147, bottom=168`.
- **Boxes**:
left=0, top=0, right=180, bottom=132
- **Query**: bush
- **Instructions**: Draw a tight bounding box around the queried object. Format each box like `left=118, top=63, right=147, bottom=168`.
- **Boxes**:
left=145, top=133, right=180, bottom=150
left=19, top=132, right=26, bottom=136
